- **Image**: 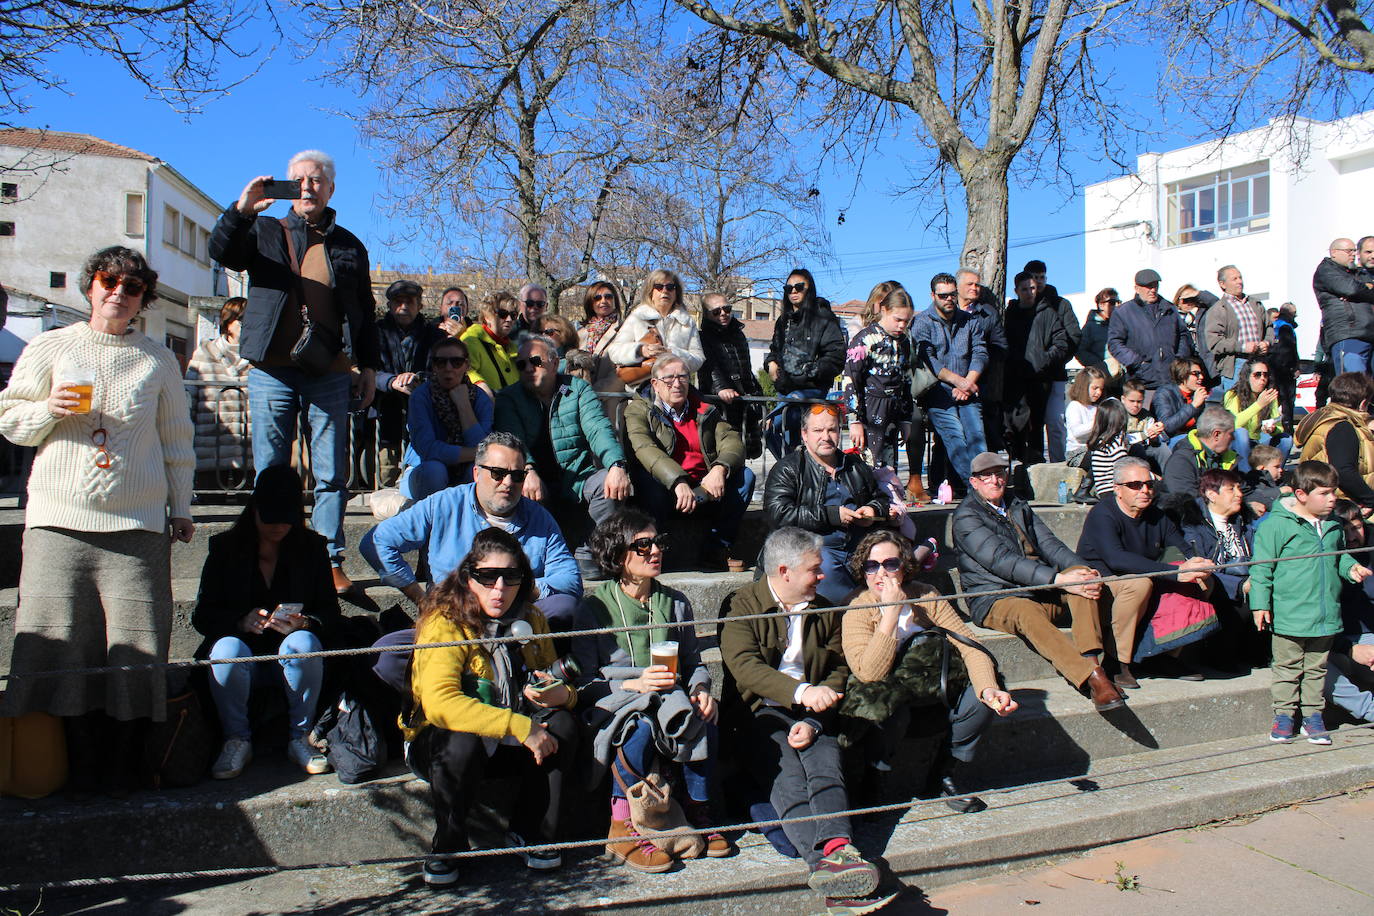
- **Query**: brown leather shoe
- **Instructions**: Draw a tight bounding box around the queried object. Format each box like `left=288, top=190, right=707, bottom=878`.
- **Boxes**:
left=331, top=566, right=355, bottom=596
left=684, top=800, right=735, bottom=857
left=1084, top=666, right=1126, bottom=712
left=906, top=477, right=931, bottom=505
left=606, top=818, right=673, bottom=872
left=1114, top=663, right=1140, bottom=690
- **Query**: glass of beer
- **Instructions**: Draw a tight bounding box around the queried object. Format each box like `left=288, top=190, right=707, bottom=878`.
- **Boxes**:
left=64, top=369, right=95, bottom=415
left=649, top=640, right=679, bottom=679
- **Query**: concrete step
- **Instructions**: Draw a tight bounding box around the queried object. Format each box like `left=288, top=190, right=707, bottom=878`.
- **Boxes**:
left=6, top=718, right=1371, bottom=898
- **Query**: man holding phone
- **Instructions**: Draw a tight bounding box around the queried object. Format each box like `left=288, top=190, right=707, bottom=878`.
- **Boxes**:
left=210, top=150, right=381, bottom=595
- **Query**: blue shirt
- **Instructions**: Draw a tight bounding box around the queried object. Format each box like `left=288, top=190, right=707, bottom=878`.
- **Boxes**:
left=360, top=482, right=581, bottom=597
left=909, top=304, right=988, bottom=382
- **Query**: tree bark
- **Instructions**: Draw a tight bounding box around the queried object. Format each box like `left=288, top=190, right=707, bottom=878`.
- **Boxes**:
left=959, top=155, right=1013, bottom=297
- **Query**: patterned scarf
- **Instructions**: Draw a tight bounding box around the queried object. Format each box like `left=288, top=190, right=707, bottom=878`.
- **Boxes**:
left=430, top=383, right=473, bottom=444
left=582, top=314, right=616, bottom=351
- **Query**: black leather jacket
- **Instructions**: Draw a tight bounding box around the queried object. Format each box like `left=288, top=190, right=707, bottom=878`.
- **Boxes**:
left=763, top=447, right=889, bottom=534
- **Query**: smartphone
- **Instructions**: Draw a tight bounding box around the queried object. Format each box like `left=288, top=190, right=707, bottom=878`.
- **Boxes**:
left=272, top=602, right=305, bottom=621
left=447, top=305, right=465, bottom=322
left=262, top=178, right=302, bottom=200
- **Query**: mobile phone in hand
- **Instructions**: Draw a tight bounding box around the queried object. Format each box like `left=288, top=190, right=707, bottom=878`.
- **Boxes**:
left=272, top=602, right=304, bottom=621
left=262, top=178, right=302, bottom=200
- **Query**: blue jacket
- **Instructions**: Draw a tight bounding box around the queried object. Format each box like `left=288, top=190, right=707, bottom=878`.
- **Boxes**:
left=909, top=304, right=987, bottom=408
left=1152, top=384, right=1202, bottom=437
left=1107, top=295, right=1196, bottom=390
left=403, top=381, right=493, bottom=481
left=360, top=482, right=581, bottom=597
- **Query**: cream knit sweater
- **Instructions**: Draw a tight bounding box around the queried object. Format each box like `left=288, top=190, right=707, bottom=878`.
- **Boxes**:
left=0, top=323, right=195, bottom=533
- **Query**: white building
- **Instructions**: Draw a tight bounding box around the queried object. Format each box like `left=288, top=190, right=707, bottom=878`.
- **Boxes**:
left=0, top=129, right=242, bottom=367
left=1082, top=111, right=1374, bottom=359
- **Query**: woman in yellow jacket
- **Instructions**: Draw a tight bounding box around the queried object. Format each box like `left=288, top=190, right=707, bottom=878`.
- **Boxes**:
left=404, top=527, right=580, bottom=886
left=1223, top=357, right=1291, bottom=471
left=459, top=291, right=520, bottom=391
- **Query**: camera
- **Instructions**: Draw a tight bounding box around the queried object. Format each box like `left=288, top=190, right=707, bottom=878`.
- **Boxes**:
left=528, top=654, right=580, bottom=690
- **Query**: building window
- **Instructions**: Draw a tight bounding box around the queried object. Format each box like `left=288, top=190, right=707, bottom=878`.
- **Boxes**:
left=182, top=216, right=196, bottom=257
left=163, top=205, right=179, bottom=248
left=0, top=222, right=13, bottom=237
left=1166, top=160, right=1271, bottom=247
left=49, top=272, right=66, bottom=289
left=0, top=183, right=16, bottom=199
left=198, top=227, right=211, bottom=265
left=125, top=193, right=145, bottom=237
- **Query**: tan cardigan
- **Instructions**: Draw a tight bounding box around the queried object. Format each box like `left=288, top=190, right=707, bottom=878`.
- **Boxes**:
left=842, top=586, right=999, bottom=698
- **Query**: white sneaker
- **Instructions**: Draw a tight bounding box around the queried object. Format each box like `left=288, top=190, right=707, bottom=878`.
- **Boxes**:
left=287, top=735, right=332, bottom=775
left=212, top=737, right=253, bottom=779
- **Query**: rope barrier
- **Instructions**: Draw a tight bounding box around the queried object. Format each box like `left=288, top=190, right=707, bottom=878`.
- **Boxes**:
left=2, top=545, right=1369, bottom=683
left=5, top=720, right=1372, bottom=893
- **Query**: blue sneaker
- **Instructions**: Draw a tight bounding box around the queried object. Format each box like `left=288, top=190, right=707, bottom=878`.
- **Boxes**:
left=1270, top=714, right=1296, bottom=743
left=1301, top=714, right=1333, bottom=745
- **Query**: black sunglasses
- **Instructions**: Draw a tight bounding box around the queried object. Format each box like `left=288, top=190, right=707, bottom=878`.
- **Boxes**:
left=516, top=355, right=545, bottom=371
left=1117, top=479, right=1157, bottom=491
left=432, top=356, right=467, bottom=368
left=784, top=282, right=807, bottom=294
left=630, top=534, right=672, bottom=556
left=495, top=308, right=517, bottom=320
left=524, top=299, right=546, bottom=308
left=470, top=566, right=524, bottom=586
left=478, top=465, right=528, bottom=484
left=592, top=292, right=615, bottom=303
left=861, top=557, right=903, bottom=575
left=652, top=282, right=679, bottom=293
left=1101, top=298, right=1121, bottom=306
left=934, top=291, right=957, bottom=300
left=709, top=306, right=732, bottom=316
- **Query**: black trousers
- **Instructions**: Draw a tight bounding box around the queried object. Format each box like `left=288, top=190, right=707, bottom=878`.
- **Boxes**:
left=749, top=708, right=851, bottom=867
left=408, top=709, right=580, bottom=854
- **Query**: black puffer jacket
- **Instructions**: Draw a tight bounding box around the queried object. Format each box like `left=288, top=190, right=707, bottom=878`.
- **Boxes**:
left=209, top=206, right=381, bottom=370
left=765, top=298, right=845, bottom=393
left=762, top=448, right=888, bottom=535
left=699, top=316, right=761, bottom=397
left=1025, top=286, right=1083, bottom=382
left=1313, top=257, right=1374, bottom=346
left=952, top=493, right=1089, bottom=625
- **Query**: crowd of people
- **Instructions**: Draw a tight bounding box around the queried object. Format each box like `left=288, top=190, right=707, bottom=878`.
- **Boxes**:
left=7, top=149, right=1374, bottom=912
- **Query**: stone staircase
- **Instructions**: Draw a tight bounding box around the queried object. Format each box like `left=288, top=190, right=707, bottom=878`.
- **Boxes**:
left=4, top=499, right=1374, bottom=904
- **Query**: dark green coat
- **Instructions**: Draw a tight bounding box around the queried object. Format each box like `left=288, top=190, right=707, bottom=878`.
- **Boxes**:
left=493, top=375, right=624, bottom=502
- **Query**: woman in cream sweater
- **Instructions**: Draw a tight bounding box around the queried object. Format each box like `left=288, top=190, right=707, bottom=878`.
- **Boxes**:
left=0, top=247, right=194, bottom=791
left=841, top=531, right=1017, bottom=812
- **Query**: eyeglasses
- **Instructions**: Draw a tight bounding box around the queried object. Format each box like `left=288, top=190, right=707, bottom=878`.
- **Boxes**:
left=652, top=282, right=679, bottom=293
left=524, top=299, right=546, bottom=308
left=654, top=373, right=689, bottom=386
left=861, top=557, right=903, bottom=575
left=432, top=356, right=467, bottom=368
left=592, top=293, right=615, bottom=303
left=934, top=292, right=957, bottom=300
left=91, top=427, right=112, bottom=469
left=470, top=567, right=524, bottom=586
left=709, top=306, right=732, bottom=316
left=630, top=534, right=672, bottom=556
left=784, top=282, right=808, bottom=294
left=494, top=308, right=517, bottom=320
left=94, top=271, right=146, bottom=297
left=972, top=469, right=1007, bottom=480
left=478, top=465, right=528, bottom=484
left=1117, top=479, right=1157, bottom=491
left=515, top=356, right=545, bottom=371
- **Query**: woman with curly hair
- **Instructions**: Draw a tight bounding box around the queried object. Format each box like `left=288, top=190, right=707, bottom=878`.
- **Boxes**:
left=403, top=527, right=581, bottom=886
left=573, top=507, right=730, bottom=872
left=840, top=531, right=1016, bottom=812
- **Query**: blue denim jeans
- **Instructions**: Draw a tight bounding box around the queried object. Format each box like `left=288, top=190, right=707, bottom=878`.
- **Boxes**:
left=611, top=715, right=714, bottom=802
left=1331, top=339, right=1374, bottom=376
left=400, top=459, right=450, bottom=502
left=926, top=401, right=987, bottom=481
left=817, top=545, right=857, bottom=607
left=1044, top=380, right=1068, bottom=463
left=1231, top=428, right=1292, bottom=472
left=249, top=367, right=352, bottom=562
left=1327, top=634, right=1374, bottom=722
left=766, top=388, right=828, bottom=458
left=208, top=631, right=324, bottom=739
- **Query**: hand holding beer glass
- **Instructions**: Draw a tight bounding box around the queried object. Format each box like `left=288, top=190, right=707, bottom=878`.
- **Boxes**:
left=48, top=367, right=94, bottom=417
left=630, top=640, right=679, bottom=693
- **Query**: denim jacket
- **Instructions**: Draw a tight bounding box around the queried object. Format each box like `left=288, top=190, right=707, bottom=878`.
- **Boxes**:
left=909, top=304, right=987, bottom=406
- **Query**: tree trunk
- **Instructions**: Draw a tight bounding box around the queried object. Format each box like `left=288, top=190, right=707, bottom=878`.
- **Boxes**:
left=959, top=155, right=1011, bottom=299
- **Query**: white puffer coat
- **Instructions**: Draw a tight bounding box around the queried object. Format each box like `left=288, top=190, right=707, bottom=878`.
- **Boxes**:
left=184, top=335, right=251, bottom=473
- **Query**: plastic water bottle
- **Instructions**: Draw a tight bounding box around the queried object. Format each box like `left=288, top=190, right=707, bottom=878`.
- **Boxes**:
left=1058, top=480, right=1070, bottom=504
left=936, top=481, right=953, bottom=505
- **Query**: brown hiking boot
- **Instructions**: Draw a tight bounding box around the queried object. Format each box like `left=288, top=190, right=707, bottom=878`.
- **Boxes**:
left=606, top=817, right=673, bottom=872
left=905, top=477, right=931, bottom=505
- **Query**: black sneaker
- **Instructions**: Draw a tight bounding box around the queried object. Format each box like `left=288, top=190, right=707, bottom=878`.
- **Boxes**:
left=507, top=830, right=562, bottom=870
left=422, top=855, right=459, bottom=886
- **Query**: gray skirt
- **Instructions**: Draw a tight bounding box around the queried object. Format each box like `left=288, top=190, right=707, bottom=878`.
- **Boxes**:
left=1, top=526, right=172, bottom=722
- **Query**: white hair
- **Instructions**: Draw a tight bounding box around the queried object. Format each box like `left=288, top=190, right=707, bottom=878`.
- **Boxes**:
left=1114, top=456, right=1153, bottom=483
left=288, top=149, right=336, bottom=182
left=519, top=283, right=548, bottom=302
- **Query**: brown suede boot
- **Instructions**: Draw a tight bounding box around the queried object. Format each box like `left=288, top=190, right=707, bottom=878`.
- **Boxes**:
left=606, top=818, right=674, bottom=872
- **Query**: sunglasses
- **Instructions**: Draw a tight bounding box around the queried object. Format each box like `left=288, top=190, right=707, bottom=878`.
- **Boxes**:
left=1117, top=479, right=1157, bottom=491
left=432, top=356, right=467, bottom=368
left=470, top=567, right=524, bottom=586
left=1101, top=298, right=1121, bottom=306
left=94, top=271, right=147, bottom=297
left=592, top=293, right=615, bottom=303
left=652, top=282, right=679, bottom=293
left=934, top=291, right=957, bottom=300
left=478, top=464, right=528, bottom=484
left=808, top=403, right=841, bottom=416
left=630, top=534, right=672, bottom=556
left=709, top=306, right=732, bottom=316
left=784, top=282, right=808, bottom=294
left=495, top=308, right=517, bottom=320
left=524, top=299, right=546, bottom=308
left=861, top=557, right=903, bottom=575
left=516, top=355, right=546, bottom=371
left=1251, top=371, right=1269, bottom=378
left=91, top=427, right=112, bottom=469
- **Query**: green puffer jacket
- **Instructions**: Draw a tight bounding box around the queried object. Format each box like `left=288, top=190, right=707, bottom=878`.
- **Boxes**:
left=1250, top=496, right=1359, bottom=637
left=623, top=389, right=745, bottom=489
left=493, top=375, right=625, bottom=502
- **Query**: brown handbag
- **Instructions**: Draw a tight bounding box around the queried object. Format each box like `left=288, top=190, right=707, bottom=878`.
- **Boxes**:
left=616, top=322, right=663, bottom=384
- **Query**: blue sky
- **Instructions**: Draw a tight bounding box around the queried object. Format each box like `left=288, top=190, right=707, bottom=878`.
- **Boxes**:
left=17, top=34, right=1178, bottom=304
